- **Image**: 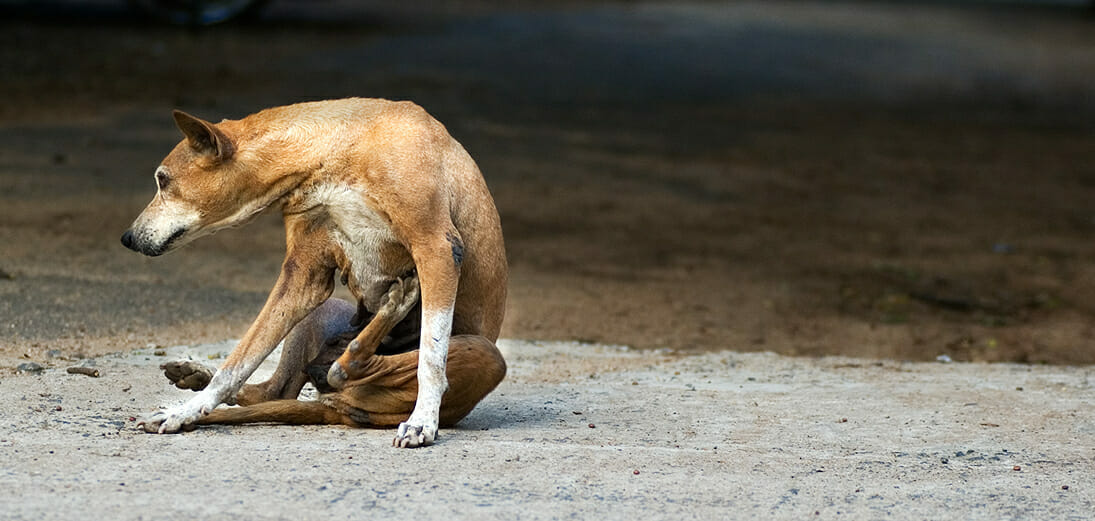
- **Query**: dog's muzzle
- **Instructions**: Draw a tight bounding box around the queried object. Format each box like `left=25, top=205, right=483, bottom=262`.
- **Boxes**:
left=120, top=228, right=185, bottom=257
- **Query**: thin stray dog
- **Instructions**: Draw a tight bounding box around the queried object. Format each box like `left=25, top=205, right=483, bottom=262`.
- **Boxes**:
left=121, top=98, right=507, bottom=447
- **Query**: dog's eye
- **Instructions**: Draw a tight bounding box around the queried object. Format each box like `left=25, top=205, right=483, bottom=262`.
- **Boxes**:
left=155, top=170, right=170, bottom=190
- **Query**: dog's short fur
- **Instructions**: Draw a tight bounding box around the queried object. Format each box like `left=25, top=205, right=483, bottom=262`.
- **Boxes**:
left=122, top=98, right=507, bottom=447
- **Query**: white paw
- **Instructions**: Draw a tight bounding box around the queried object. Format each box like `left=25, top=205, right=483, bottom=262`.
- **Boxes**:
left=393, top=421, right=437, bottom=448
left=137, top=393, right=219, bottom=434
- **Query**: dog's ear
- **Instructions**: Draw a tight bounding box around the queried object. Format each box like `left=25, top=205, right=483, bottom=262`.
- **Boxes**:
left=172, top=110, right=235, bottom=162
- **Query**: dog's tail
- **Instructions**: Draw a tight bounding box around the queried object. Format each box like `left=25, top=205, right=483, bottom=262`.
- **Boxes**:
left=198, top=400, right=362, bottom=427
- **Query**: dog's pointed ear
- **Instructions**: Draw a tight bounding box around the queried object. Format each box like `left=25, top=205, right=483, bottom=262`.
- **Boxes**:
left=172, top=110, right=235, bottom=162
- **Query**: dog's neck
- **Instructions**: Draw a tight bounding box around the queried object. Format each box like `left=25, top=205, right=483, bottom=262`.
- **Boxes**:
left=233, top=134, right=336, bottom=219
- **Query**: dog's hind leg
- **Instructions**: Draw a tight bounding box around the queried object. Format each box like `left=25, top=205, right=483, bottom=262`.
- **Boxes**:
left=234, top=298, right=358, bottom=405
left=326, top=274, right=420, bottom=389
left=198, top=398, right=360, bottom=427
left=159, top=298, right=358, bottom=405
left=327, top=334, right=506, bottom=429
left=196, top=334, right=505, bottom=429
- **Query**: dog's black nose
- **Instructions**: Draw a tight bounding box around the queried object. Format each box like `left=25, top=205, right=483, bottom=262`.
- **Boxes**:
left=120, top=230, right=135, bottom=250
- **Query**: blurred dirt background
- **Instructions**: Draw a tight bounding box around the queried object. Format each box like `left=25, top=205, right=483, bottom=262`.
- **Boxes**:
left=1, top=0, right=1095, bottom=365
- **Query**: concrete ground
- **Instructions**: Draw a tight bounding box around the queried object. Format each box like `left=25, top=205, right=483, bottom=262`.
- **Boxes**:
left=1, top=340, right=1092, bottom=519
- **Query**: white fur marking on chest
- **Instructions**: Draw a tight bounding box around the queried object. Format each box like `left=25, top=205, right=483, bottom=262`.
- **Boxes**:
left=307, top=183, right=400, bottom=305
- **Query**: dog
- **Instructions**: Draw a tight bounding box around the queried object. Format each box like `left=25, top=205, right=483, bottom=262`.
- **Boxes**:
left=121, top=98, right=508, bottom=447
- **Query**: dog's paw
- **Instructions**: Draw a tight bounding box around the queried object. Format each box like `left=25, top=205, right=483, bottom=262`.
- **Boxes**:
left=136, top=410, right=198, bottom=434
left=392, top=421, right=437, bottom=448
left=374, top=274, right=420, bottom=320
left=382, top=274, right=420, bottom=317
left=136, top=394, right=218, bottom=434
left=161, top=360, right=213, bottom=391
left=326, top=358, right=351, bottom=390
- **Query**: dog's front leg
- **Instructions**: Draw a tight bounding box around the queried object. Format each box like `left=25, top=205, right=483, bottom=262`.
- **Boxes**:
left=393, top=234, right=461, bottom=448
left=139, top=253, right=334, bottom=434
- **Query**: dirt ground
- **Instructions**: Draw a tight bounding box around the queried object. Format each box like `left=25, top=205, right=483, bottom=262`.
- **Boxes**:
left=3, top=0, right=1095, bottom=365
left=1, top=340, right=1092, bottom=519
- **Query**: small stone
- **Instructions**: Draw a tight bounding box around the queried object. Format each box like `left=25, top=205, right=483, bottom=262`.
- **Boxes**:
left=16, top=362, right=44, bottom=374
left=66, top=367, right=100, bottom=377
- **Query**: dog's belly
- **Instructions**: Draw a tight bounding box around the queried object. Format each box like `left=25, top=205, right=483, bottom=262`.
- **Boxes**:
left=310, top=183, right=413, bottom=312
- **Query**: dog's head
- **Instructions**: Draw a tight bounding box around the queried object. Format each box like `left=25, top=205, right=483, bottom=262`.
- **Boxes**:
left=121, top=110, right=269, bottom=257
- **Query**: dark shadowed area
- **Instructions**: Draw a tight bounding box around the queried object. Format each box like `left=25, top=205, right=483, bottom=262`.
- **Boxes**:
left=1, top=0, right=1095, bottom=365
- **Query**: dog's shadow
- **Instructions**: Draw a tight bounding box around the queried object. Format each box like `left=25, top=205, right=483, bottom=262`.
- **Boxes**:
left=452, top=390, right=588, bottom=433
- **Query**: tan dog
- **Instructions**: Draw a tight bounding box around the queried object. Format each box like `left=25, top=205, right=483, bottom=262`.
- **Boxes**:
left=121, top=98, right=507, bottom=447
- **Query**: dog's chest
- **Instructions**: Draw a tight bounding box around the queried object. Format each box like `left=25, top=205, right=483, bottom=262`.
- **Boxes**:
left=307, top=183, right=408, bottom=310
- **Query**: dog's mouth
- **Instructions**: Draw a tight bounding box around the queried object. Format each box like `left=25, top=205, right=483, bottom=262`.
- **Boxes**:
left=160, top=227, right=187, bottom=252
left=121, top=227, right=187, bottom=257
